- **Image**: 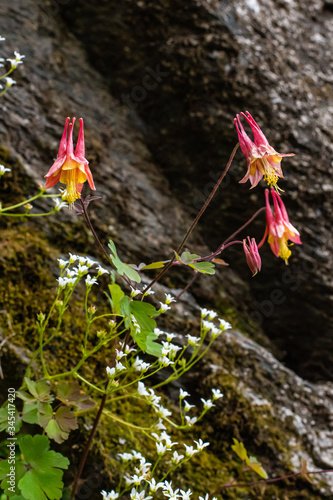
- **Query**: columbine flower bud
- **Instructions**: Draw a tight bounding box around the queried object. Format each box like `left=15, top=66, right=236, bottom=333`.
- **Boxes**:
left=243, top=237, right=261, bottom=277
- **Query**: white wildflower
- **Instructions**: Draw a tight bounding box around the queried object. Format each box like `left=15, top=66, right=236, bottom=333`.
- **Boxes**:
left=186, top=334, right=200, bottom=347
left=115, top=349, right=126, bottom=360
left=66, top=269, right=76, bottom=278
left=0, top=164, right=11, bottom=176
left=106, top=366, right=115, bottom=377
left=68, top=253, right=78, bottom=263
left=154, top=327, right=164, bottom=336
left=171, top=450, right=184, bottom=464
left=131, top=287, right=141, bottom=297
left=159, top=302, right=171, bottom=313
left=200, top=308, right=209, bottom=317
left=185, top=415, right=197, bottom=426
left=131, top=450, right=144, bottom=460
left=147, top=478, right=164, bottom=492
left=85, top=257, right=95, bottom=267
left=207, top=310, right=218, bottom=320
left=0, top=36, right=6, bottom=41
left=129, top=474, right=144, bottom=486
left=210, top=327, right=221, bottom=340
left=155, top=418, right=166, bottom=431
left=156, top=442, right=167, bottom=455
left=97, top=265, right=109, bottom=275
left=179, top=388, right=189, bottom=400
left=101, top=490, right=119, bottom=500
left=159, top=357, right=174, bottom=367
left=201, top=398, right=214, bottom=410
left=165, top=293, right=176, bottom=304
left=132, top=357, right=150, bottom=372
left=115, top=361, right=126, bottom=372
left=183, top=401, right=195, bottom=412
left=219, top=319, right=232, bottom=331
left=202, top=320, right=215, bottom=331
left=5, top=77, right=16, bottom=87
left=194, top=439, right=209, bottom=451
left=85, top=274, right=98, bottom=286
left=77, top=264, right=88, bottom=274
left=53, top=198, right=67, bottom=211
left=166, top=332, right=176, bottom=341
left=137, top=381, right=149, bottom=396
left=184, top=444, right=198, bottom=457
left=143, top=288, right=155, bottom=296
left=199, top=495, right=217, bottom=500
left=7, top=51, right=25, bottom=68
left=157, top=406, right=172, bottom=419
left=211, top=388, right=223, bottom=400
left=130, top=488, right=152, bottom=500
left=57, top=258, right=68, bottom=268
left=180, top=489, right=192, bottom=500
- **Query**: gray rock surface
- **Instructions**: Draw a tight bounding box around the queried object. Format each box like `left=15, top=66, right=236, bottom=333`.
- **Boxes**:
left=1, top=0, right=333, bottom=498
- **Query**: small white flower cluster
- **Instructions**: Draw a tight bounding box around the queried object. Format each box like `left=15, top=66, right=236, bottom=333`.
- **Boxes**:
left=103, top=441, right=214, bottom=500
left=200, top=308, right=232, bottom=339
left=0, top=164, right=11, bottom=177
left=130, top=286, right=155, bottom=298
left=158, top=293, right=176, bottom=314
left=137, top=382, right=173, bottom=422
left=57, top=253, right=109, bottom=289
left=0, top=38, right=24, bottom=94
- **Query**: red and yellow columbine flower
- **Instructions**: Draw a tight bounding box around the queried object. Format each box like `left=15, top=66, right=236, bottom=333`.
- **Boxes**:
left=260, top=188, right=302, bottom=264
left=44, top=117, right=95, bottom=204
left=243, top=237, right=261, bottom=276
left=234, top=111, right=294, bottom=189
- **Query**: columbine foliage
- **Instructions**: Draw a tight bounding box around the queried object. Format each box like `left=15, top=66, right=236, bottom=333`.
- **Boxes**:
left=0, top=435, right=69, bottom=499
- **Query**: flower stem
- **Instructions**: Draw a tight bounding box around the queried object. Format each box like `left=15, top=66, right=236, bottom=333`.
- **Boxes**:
left=70, top=391, right=107, bottom=500
left=142, top=143, right=239, bottom=295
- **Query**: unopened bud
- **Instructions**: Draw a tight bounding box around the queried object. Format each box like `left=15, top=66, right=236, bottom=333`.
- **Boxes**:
left=243, top=237, right=261, bottom=277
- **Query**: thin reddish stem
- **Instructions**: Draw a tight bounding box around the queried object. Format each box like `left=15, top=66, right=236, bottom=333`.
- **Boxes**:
left=141, top=144, right=239, bottom=295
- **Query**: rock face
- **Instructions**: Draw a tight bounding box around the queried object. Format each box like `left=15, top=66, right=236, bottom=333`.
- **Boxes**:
left=59, top=0, right=333, bottom=381
left=1, top=0, right=333, bottom=498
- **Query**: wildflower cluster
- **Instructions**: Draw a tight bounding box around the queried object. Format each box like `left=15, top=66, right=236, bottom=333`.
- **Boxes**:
left=0, top=35, right=24, bottom=97
left=102, top=431, right=219, bottom=500
left=0, top=109, right=306, bottom=500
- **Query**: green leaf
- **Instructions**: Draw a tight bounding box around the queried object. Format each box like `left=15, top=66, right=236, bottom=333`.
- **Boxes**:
left=18, top=435, right=69, bottom=500
left=23, top=379, right=53, bottom=403
left=130, top=301, right=159, bottom=333
left=247, top=456, right=268, bottom=479
left=0, top=459, right=26, bottom=497
left=107, top=284, right=124, bottom=315
left=21, top=401, right=38, bottom=424
left=231, top=438, right=248, bottom=461
left=176, top=251, right=200, bottom=265
left=55, top=382, right=95, bottom=412
left=54, top=407, right=78, bottom=434
left=120, top=295, right=131, bottom=329
left=39, top=404, right=78, bottom=444
left=140, top=262, right=165, bottom=270
left=37, top=403, right=53, bottom=429
left=108, top=239, right=141, bottom=283
left=136, top=331, right=162, bottom=357
left=0, top=404, right=22, bottom=433
left=189, top=261, right=215, bottom=275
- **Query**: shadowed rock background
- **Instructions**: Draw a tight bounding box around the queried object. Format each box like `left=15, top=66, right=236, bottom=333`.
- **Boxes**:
left=0, top=0, right=333, bottom=498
